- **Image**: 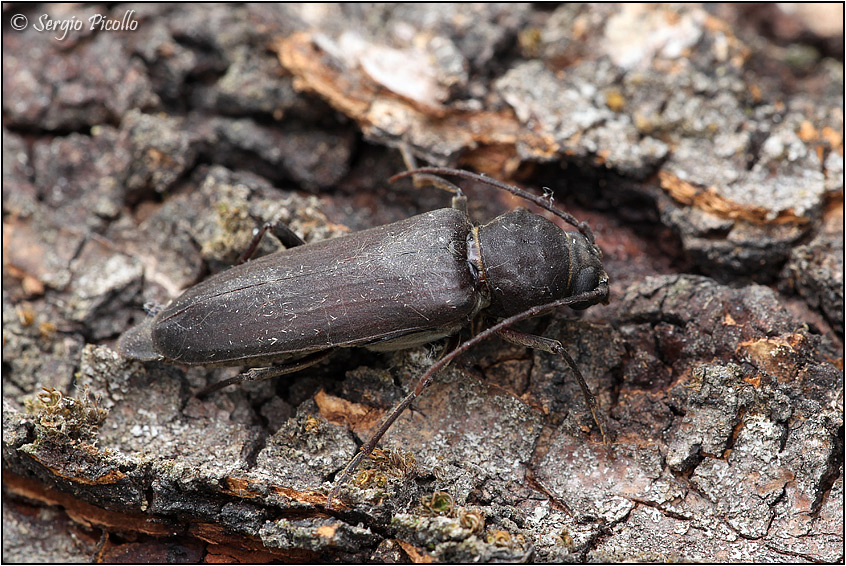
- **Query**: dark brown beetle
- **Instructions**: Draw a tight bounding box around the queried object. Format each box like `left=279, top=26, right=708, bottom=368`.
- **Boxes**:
left=118, top=168, right=610, bottom=505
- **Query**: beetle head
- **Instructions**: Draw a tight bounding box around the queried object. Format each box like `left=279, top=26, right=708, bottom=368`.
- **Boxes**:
left=476, top=209, right=608, bottom=317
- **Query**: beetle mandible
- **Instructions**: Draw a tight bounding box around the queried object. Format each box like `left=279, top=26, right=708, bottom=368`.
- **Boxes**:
left=118, top=167, right=610, bottom=505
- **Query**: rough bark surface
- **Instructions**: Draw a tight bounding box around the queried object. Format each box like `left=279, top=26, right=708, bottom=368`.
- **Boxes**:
left=3, top=4, right=843, bottom=563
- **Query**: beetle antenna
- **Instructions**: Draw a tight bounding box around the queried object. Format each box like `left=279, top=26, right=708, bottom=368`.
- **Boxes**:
left=390, top=167, right=596, bottom=244
left=326, top=283, right=609, bottom=508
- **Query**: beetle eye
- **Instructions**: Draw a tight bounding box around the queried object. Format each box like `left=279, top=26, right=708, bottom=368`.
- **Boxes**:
left=573, top=267, right=597, bottom=295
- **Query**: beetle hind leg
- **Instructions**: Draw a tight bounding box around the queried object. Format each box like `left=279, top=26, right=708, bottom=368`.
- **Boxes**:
left=236, top=221, right=307, bottom=265
left=196, top=350, right=332, bottom=397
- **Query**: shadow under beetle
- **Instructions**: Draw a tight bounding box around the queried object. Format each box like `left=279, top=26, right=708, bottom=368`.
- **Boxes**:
left=118, top=167, right=610, bottom=507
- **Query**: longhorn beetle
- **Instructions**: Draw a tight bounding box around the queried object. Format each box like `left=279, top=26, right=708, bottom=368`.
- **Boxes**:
left=118, top=167, right=610, bottom=507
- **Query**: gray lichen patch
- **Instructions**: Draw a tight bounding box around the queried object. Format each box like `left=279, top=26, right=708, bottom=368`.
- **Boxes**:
left=666, top=364, right=754, bottom=469
left=383, top=365, right=546, bottom=495
left=260, top=516, right=380, bottom=555
left=495, top=60, right=669, bottom=177
left=246, top=401, right=357, bottom=494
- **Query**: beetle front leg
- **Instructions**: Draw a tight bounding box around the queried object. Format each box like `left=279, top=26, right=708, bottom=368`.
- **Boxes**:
left=495, top=327, right=608, bottom=445
left=196, top=350, right=332, bottom=397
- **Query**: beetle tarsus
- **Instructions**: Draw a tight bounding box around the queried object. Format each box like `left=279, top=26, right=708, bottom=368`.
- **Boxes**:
left=391, top=167, right=597, bottom=245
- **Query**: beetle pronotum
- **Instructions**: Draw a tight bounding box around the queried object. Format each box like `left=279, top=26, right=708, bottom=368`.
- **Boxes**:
left=118, top=167, right=610, bottom=506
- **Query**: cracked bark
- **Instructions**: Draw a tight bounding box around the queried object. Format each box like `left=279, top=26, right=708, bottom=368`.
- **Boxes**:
left=3, top=3, right=843, bottom=563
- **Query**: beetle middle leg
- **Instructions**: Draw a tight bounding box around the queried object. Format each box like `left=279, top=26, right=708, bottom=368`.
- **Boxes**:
left=196, top=350, right=332, bottom=397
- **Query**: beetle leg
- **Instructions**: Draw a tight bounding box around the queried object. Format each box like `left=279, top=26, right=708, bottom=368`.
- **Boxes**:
left=267, top=222, right=307, bottom=249
left=399, top=140, right=419, bottom=171
left=495, top=327, right=607, bottom=445
left=327, top=288, right=609, bottom=507
left=411, top=175, right=466, bottom=212
left=450, top=191, right=467, bottom=213
left=396, top=143, right=467, bottom=212
left=437, top=334, right=461, bottom=361
left=407, top=286, right=609, bottom=398
left=236, top=221, right=307, bottom=265
left=327, top=287, right=609, bottom=508
left=196, top=350, right=332, bottom=397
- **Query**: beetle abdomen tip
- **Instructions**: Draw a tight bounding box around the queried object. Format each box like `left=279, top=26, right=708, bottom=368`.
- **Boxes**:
left=117, top=317, right=162, bottom=361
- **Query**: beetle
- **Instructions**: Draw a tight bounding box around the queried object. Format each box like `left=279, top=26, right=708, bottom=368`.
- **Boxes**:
left=118, top=167, right=610, bottom=505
